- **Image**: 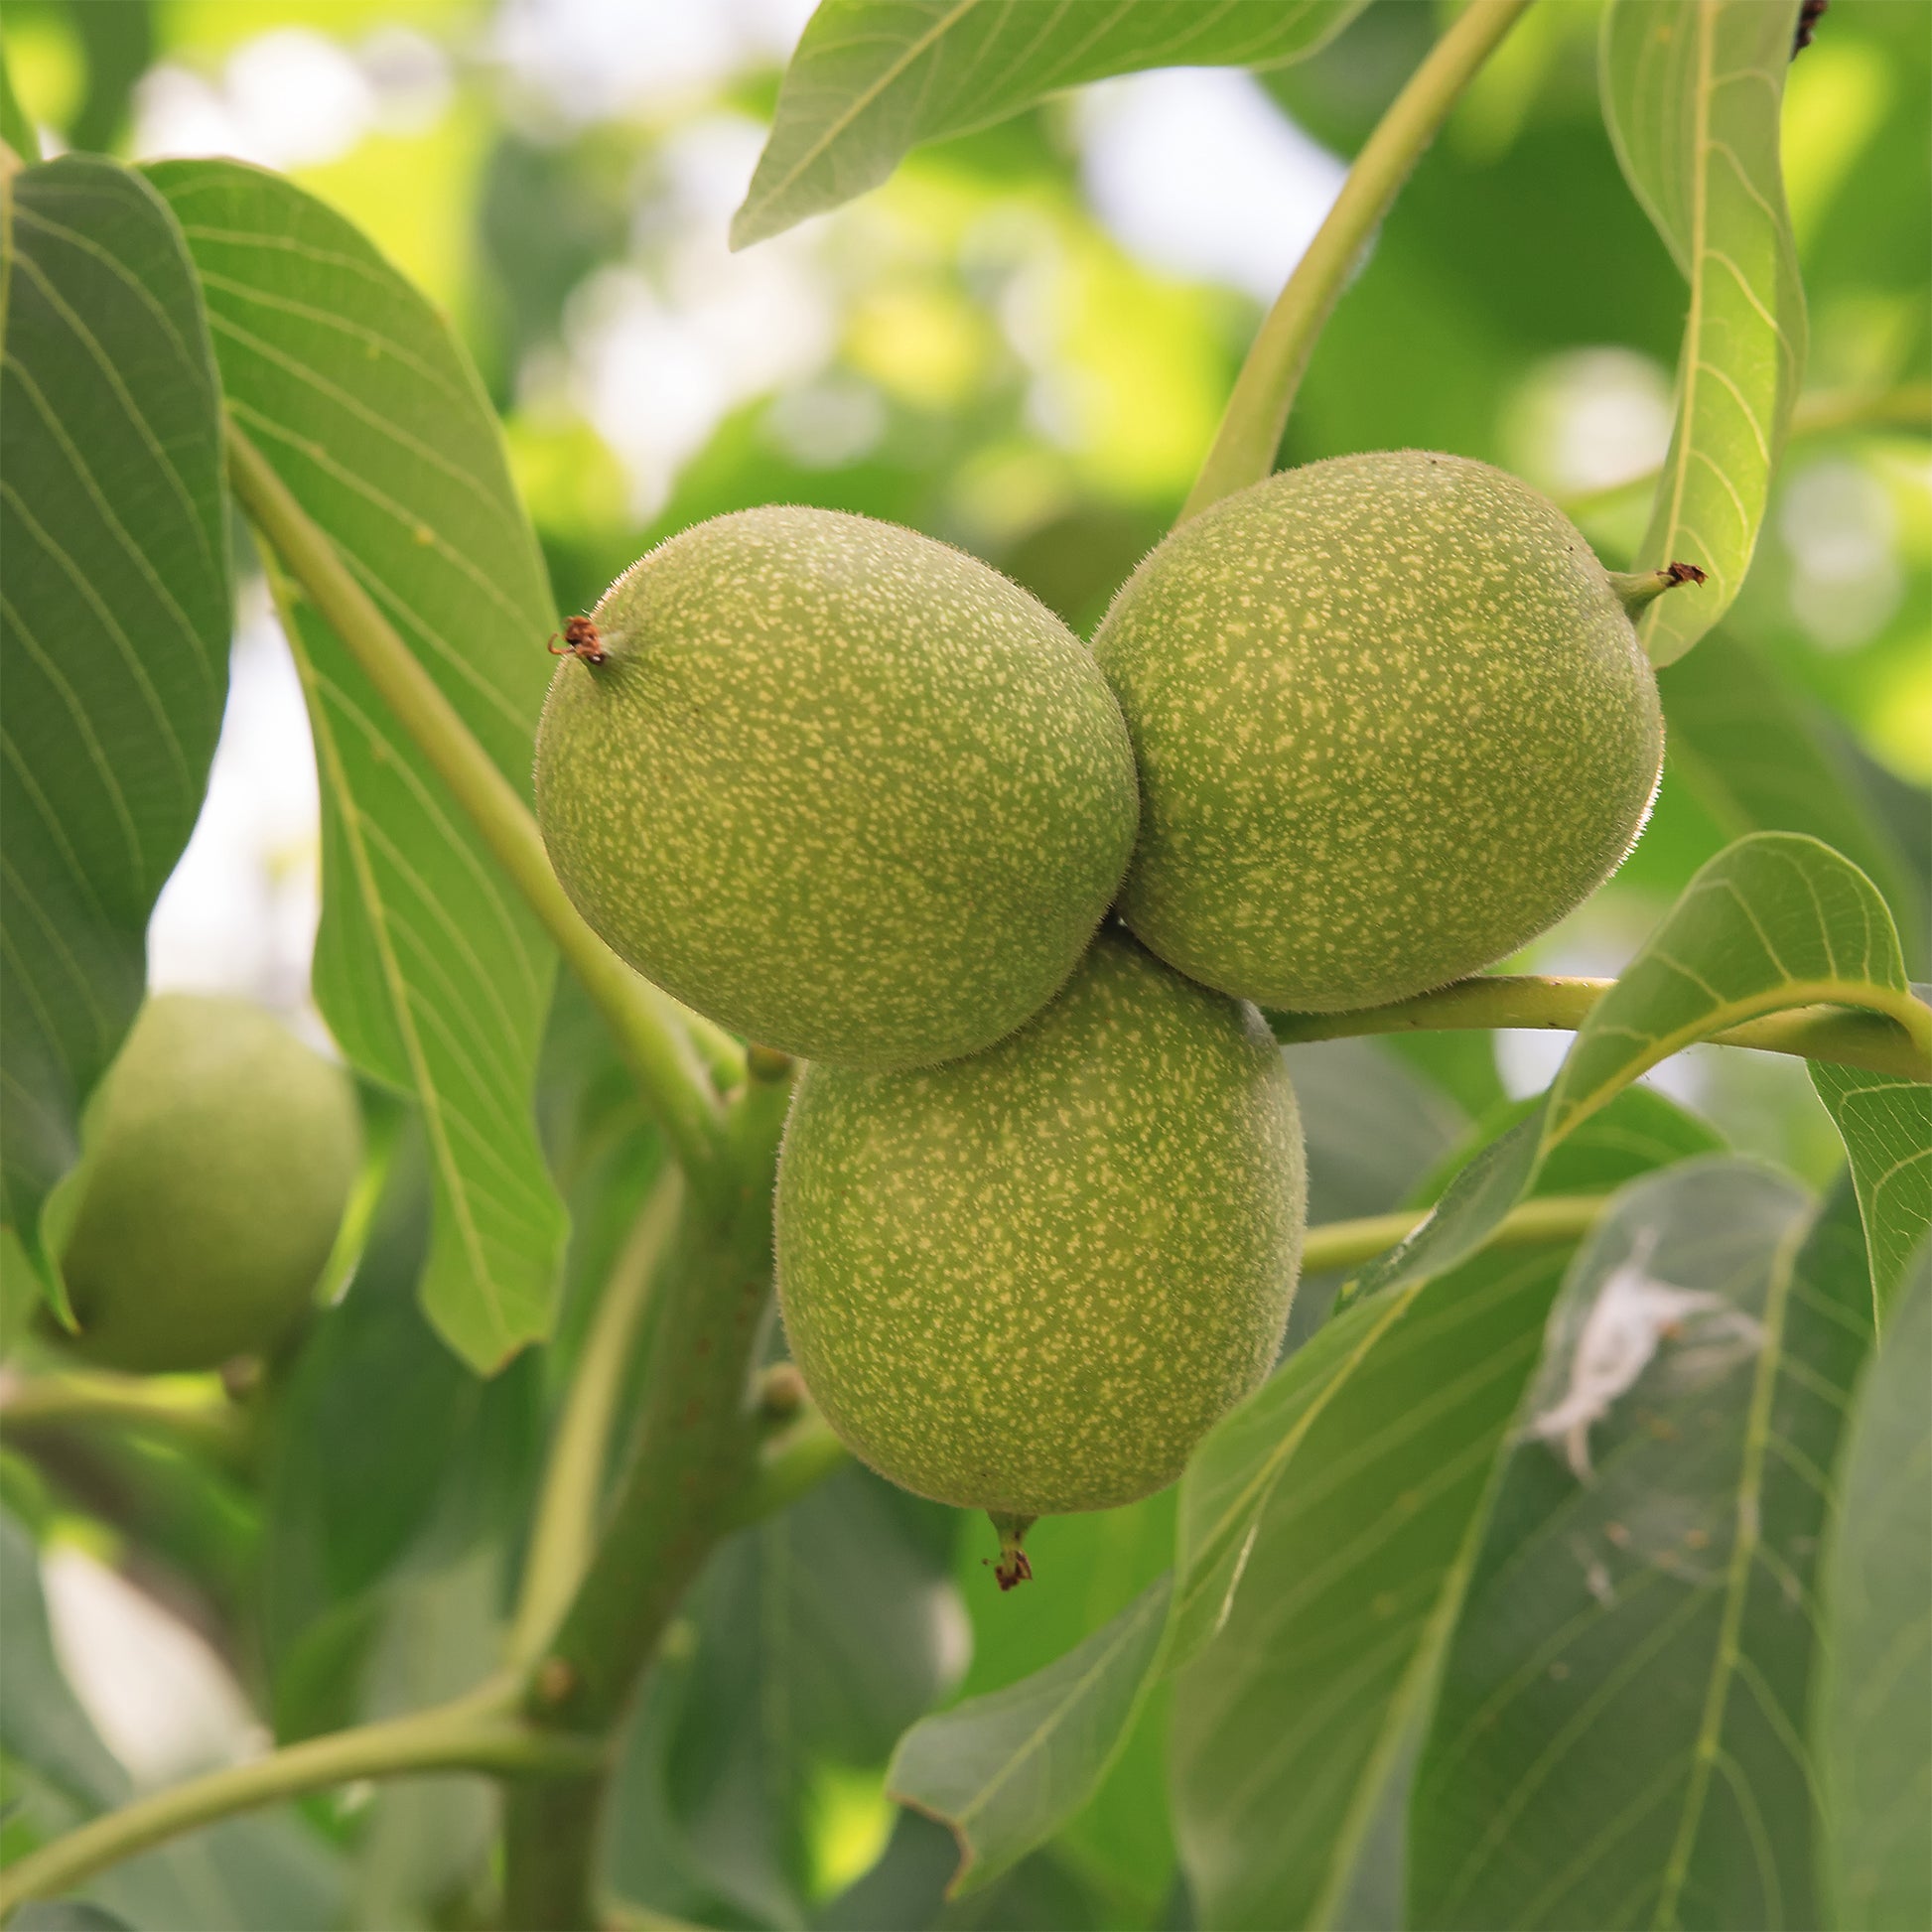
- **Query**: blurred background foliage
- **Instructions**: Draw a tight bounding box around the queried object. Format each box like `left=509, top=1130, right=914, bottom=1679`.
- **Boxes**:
left=1, top=1, right=1925, bottom=1926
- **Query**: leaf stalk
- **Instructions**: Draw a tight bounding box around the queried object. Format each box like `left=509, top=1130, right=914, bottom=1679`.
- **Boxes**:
left=508, top=1166, right=684, bottom=1664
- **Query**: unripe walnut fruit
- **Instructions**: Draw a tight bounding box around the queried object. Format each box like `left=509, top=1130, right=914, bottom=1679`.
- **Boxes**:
left=776, top=927, right=1306, bottom=1518
left=1092, top=452, right=1669, bottom=1012
left=534, top=506, right=1139, bottom=1070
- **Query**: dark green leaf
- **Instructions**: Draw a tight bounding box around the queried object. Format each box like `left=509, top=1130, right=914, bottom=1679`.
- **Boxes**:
left=948, top=1489, right=1180, bottom=1920
left=1169, top=1093, right=1722, bottom=1929
left=1411, top=1166, right=1872, bottom=1929
left=611, top=1468, right=965, bottom=1927
left=1600, top=0, right=1806, bottom=664
left=1810, top=1062, right=1932, bottom=1329
left=1819, top=1238, right=1931, bottom=1932
left=62, top=0, right=154, bottom=156
left=0, top=1510, right=346, bottom=1930
left=143, top=158, right=568, bottom=1371
left=888, top=1576, right=1171, bottom=1899
left=0, top=155, right=229, bottom=1301
left=1659, top=631, right=1927, bottom=956
left=262, top=1130, right=538, bottom=1741
left=85, top=1816, right=345, bottom=1932
left=733, top=0, right=1369, bottom=247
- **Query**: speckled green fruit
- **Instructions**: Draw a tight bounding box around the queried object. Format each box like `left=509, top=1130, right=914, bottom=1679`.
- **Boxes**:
left=534, top=506, right=1139, bottom=1070
left=775, top=927, right=1306, bottom=1517
left=58, top=996, right=361, bottom=1373
left=1093, top=452, right=1666, bottom=1011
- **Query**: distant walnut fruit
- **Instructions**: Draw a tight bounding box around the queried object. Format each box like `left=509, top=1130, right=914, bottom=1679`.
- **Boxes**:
left=1093, top=452, right=1687, bottom=1013
left=58, top=996, right=361, bottom=1373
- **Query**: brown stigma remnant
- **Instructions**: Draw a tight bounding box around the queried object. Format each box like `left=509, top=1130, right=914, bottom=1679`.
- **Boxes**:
left=1793, top=0, right=1828, bottom=56
left=548, top=615, right=607, bottom=664
left=1662, top=561, right=1708, bottom=588
left=993, top=1546, right=1034, bottom=1591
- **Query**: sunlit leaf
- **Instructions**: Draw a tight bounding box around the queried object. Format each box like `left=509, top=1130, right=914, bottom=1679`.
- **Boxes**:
left=144, top=158, right=568, bottom=1372
left=0, top=1511, right=125, bottom=1813
left=0, top=36, right=40, bottom=162
left=886, top=1576, right=1171, bottom=1898
left=1601, top=0, right=1806, bottom=664
left=1169, top=1095, right=1721, bottom=1930
left=1819, top=1238, right=1931, bottom=1932
left=1359, top=834, right=1929, bottom=1301
left=0, top=155, right=229, bottom=1308
left=732, top=0, right=1369, bottom=247
left=1410, top=1166, right=1870, bottom=1929
left=1810, top=1061, right=1932, bottom=1330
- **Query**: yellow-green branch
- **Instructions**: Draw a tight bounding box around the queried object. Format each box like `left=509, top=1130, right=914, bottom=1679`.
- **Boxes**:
left=0, top=1680, right=603, bottom=1918
left=509, top=1167, right=683, bottom=1662
left=0, top=1370, right=250, bottom=1469
left=1180, top=0, right=1536, bottom=520
left=1268, top=975, right=1932, bottom=1081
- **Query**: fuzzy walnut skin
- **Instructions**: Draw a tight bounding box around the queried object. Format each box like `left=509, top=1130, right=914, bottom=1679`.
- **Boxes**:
left=776, top=928, right=1306, bottom=1517
left=535, top=506, right=1139, bottom=1071
left=60, top=996, right=362, bottom=1373
left=1094, top=453, right=1665, bottom=1012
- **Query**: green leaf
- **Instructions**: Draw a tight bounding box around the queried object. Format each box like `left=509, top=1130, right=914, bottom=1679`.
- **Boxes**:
left=143, top=158, right=568, bottom=1371
left=12, top=1905, right=134, bottom=1932
left=1169, top=1095, right=1722, bottom=1930
left=1819, top=1239, right=1931, bottom=1932
left=0, top=155, right=230, bottom=1301
left=1810, top=1063, right=1932, bottom=1330
left=1600, top=0, right=1806, bottom=665
left=886, top=1575, right=1171, bottom=1899
left=611, top=1469, right=965, bottom=1927
left=732, top=0, right=1369, bottom=248
left=1410, top=1165, right=1873, bottom=1929
left=1659, top=630, right=1928, bottom=960
left=1359, top=833, right=1928, bottom=1301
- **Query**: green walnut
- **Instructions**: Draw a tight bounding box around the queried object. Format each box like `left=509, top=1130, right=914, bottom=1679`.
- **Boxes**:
left=775, top=926, right=1305, bottom=1524
left=1093, top=452, right=1691, bottom=1012
left=534, top=506, right=1139, bottom=1070
left=58, top=995, right=361, bottom=1373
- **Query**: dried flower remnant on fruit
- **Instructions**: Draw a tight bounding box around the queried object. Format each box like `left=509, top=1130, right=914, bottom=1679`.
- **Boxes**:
left=547, top=615, right=606, bottom=664
left=990, top=1512, right=1035, bottom=1590
left=1793, top=0, right=1828, bottom=56
left=1521, top=1230, right=1764, bottom=1481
